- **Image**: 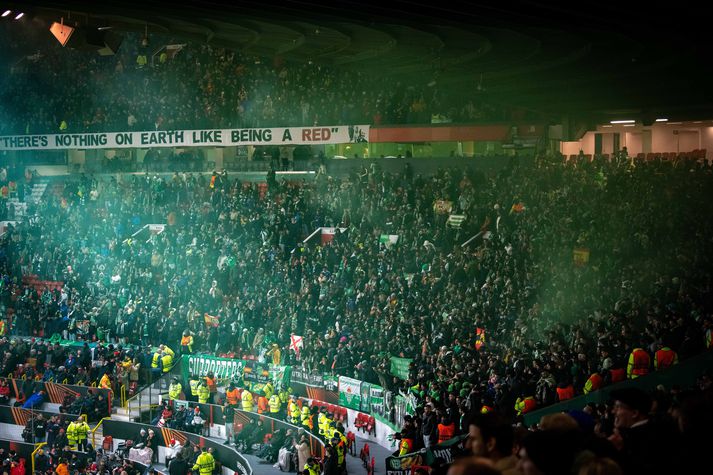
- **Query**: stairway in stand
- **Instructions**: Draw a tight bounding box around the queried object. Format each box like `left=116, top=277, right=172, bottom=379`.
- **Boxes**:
left=28, top=180, right=48, bottom=204
left=112, top=376, right=167, bottom=422
left=4, top=179, right=49, bottom=221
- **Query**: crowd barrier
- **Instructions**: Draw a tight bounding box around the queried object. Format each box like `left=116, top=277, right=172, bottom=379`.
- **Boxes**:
left=159, top=398, right=325, bottom=458
left=181, top=356, right=412, bottom=439
left=101, top=419, right=252, bottom=475
left=0, top=404, right=80, bottom=426
left=5, top=378, right=112, bottom=417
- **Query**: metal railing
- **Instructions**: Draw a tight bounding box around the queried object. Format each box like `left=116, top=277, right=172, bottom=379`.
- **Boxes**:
left=30, top=442, right=47, bottom=473
left=124, top=368, right=178, bottom=420
left=89, top=417, right=112, bottom=448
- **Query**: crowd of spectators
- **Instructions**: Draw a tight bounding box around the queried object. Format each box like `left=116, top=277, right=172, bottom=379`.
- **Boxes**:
left=0, top=333, right=147, bottom=416
left=1, top=150, right=712, bottom=469
left=0, top=24, right=507, bottom=137
left=442, top=373, right=712, bottom=475
left=32, top=439, right=150, bottom=475
left=3, top=154, right=713, bottom=412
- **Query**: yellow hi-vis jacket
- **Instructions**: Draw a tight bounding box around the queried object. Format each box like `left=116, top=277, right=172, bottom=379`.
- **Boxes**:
left=168, top=382, right=182, bottom=400
left=290, top=402, right=301, bottom=422
left=66, top=422, right=77, bottom=443
left=75, top=421, right=90, bottom=440
left=269, top=394, right=281, bottom=414
left=161, top=354, right=173, bottom=372
left=198, top=385, right=210, bottom=404
left=190, top=379, right=200, bottom=396
left=151, top=352, right=161, bottom=369
left=241, top=391, right=254, bottom=412
left=192, top=452, right=215, bottom=475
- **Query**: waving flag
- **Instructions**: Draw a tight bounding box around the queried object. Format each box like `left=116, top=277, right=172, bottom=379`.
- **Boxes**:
left=204, top=313, right=220, bottom=328
left=290, top=334, right=304, bottom=359
left=475, top=327, right=486, bottom=351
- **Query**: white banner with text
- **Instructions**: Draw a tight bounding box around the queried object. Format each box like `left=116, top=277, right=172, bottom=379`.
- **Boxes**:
left=0, top=124, right=369, bottom=151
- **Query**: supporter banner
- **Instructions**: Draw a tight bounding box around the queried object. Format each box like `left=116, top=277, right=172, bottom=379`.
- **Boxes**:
left=369, top=385, right=386, bottom=417
left=324, top=375, right=339, bottom=391
left=290, top=370, right=339, bottom=404
left=359, top=381, right=371, bottom=413
left=390, top=357, right=412, bottom=380
left=0, top=125, right=370, bottom=151
left=338, top=376, right=362, bottom=410
left=243, top=360, right=291, bottom=388
left=181, top=355, right=290, bottom=387
left=385, top=435, right=467, bottom=475
left=393, top=394, right=416, bottom=429
left=291, top=368, right=324, bottom=387
left=102, top=419, right=252, bottom=475
left=183, top=355, right=245, bottom=382
left=0, top=405, right=79, bottom=426
left=386, top=452, right=426, bottom=475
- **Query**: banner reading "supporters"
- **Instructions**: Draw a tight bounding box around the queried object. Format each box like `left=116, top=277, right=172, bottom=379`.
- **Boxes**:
left=0, top=124, right=369, bottom=150
left=183, top=354, right=245, bottom=381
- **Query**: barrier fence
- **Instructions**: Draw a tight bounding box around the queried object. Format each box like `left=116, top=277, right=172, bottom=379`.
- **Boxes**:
left=0, top=404, right=80, bottom=427
left=5, top=378, right=112, bottom=418
left=164, top=398, right=326, bottom=458
left=101, top=418, right=253, bottom=475
left=180, top=355, right=412, bottom=429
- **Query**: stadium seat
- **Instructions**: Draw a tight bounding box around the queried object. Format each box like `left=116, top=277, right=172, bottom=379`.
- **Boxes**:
left=366, top=416, right=375, bottom=435
left=354, top=413, right=367, bottom=432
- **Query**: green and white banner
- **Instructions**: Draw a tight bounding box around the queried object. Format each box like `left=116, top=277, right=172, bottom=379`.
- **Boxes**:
left=183, top=355, right=245, bottom=381
left=338, top=376, right=362, bottom=410
left=369, top=385, right=386, bottom=417
left=182, top=355, right=290, bottom=387
left=389, top=357, right=412, bottom=380
left=359, top=381, right=371, bottom=413
left=324, top=374, right=339, bottom=392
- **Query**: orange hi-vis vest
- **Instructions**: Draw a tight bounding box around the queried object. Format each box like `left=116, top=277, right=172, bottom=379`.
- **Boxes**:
left=627, top=348, right=650, bottom=379
left=583, top=373, right=603, bottom=394
left=226, top=388, right=240, bottom=406
left=556, top=385, right=574, bottom=401
left=257, top=395, right=268, bottom=414
left=205, top=376, right=217, bottom=393
left=610, top=367, right=626, bottom=383
left=437, top=423, right=455, bottom=443
left=654, top=347, right=678, bottom=370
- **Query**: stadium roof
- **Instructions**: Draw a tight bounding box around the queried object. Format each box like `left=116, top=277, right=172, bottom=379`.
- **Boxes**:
left=8, top=1, right=713, bottom=124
